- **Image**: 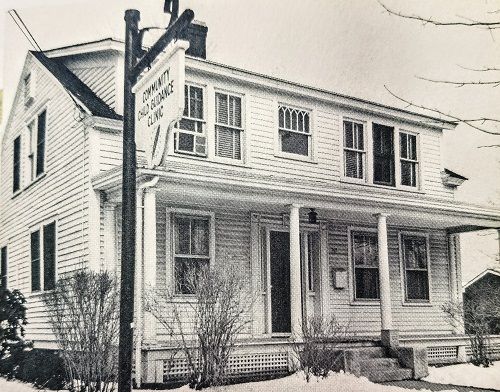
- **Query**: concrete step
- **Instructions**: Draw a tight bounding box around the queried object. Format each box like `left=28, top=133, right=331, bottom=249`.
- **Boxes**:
left=354, top=346, right=387, bottom=358
left=360, top=357, right=401, bottom=370
left=363, top=367, right=413, bottom=383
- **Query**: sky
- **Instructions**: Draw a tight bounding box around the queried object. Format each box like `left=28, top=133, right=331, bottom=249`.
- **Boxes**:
left=0, top=0, right=499, bottom=281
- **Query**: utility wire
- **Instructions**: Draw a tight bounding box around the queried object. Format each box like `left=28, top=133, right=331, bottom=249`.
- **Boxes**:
left=8, top=9, right=42, bottom=52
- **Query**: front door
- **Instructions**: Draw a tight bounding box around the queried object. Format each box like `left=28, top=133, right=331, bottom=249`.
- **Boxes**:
left=270, top=231, right=291, bottom=333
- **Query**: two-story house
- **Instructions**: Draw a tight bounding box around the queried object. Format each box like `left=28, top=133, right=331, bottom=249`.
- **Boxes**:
left=1, top=23, right=500, bottom=385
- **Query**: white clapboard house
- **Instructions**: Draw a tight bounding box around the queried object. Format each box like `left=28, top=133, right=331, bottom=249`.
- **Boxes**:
left=1, top=23, right=500, bottom=384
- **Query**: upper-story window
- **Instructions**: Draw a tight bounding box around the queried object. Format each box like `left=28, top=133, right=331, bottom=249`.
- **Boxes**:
left=343, top=120, right=365, bottom=179
left=278, top=105, right=311, bottom=157
left=31, top=221, right=56, bottom=292
left=35, top=110, right=47, bottom=177
left=373, top=123, right=395, bottom=187
left=13, top=136, right=21, bottom=193
left=0, top=246, right=7, bottom=289
left=215, top=92, right=243, bottom=160
left=175, top=85, right=206, bottom=157
left=24, top=72, right=34, bottom=106
left=400, top=132, right=418, bottom=187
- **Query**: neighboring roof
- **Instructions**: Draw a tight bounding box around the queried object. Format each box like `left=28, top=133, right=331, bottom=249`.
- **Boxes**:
left=464, top=268, right=500, bottom=290
left=444, top=168, right=468, bottom=181
left=30, top=51, right=121, bottom=120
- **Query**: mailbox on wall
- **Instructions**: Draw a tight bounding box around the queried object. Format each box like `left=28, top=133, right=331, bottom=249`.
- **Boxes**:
left=331, top=268, right=347, bottom=289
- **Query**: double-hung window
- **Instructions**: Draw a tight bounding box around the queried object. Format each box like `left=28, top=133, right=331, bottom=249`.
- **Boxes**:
left=173, top=215, right=210, bottom=294
left=352, top=231, right=379, bottom=300
left=31, top=221, right=56, bottom=292
left=343, top=120, right=365, bottom=179
left=400, top=132, right=418, bottom=187
left=175, top=85, right=206, bottom=156
left=401, top=234, right=429, bottom=301
left=215, top=92, right=243, bottom=160
left=35, top=110, right=47, bottom=177
left=278, top=105, right=311, bottom=157
left=24, top=72, right=34, bottom=106
left=0, top=246, right=7, bottom=288
left=13, top=136, right=21, bottom=193
left=373, top=123, right=395, bottom=186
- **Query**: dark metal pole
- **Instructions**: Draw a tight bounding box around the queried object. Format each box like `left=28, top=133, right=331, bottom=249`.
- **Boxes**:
left=119, top=9, right=140, bottom=392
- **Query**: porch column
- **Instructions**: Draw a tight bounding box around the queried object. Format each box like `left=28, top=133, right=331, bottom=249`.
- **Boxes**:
left=103, top=202, right=117, bottom=272
left=375, top=213, right=397, bottom=347
left=289, top=204, right=303, bottom=336
left=143, top=188, right=157, bottom=343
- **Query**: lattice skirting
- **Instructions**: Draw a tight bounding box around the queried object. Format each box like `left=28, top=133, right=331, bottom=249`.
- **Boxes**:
left=427, top=346, right=459, bottom=363
left=466, top=343, right=500, bottom=358
left=163, top=352, right=290, bottom=382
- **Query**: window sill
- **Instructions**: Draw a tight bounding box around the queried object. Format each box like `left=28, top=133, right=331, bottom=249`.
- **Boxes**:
left=12, top=173, right=47, bottom=199
left=349, top=299, right=380, bottom=306
left=340, top=177, right=425, bottom=194
left=274, top=152, right=317, bottom=164
left=167, top=151, right=248, bottom=168
left=401, top=301, right=433, bottom=307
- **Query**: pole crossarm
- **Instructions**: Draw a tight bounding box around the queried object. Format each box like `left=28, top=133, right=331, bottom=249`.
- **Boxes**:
left=130, top=9, right=194, bottom=83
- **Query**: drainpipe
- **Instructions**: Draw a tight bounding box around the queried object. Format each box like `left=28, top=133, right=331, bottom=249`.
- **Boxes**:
left=134, top=176, right=159, bottom=387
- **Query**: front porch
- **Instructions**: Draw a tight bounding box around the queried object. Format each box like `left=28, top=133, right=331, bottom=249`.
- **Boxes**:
left=92, top=167, right=500, bottom=385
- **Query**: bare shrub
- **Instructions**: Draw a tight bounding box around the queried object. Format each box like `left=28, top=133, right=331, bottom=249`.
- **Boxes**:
left=43, top=270, right=120, bottom=392
left=293, top=314, right=352, bottom=382
left=443, top=280, right=500, bottom=367
left=147, top=266, right=252, bottom=389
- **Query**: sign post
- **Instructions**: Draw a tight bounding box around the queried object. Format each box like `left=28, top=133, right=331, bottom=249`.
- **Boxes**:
left=118, top=3, right=194, bottom=392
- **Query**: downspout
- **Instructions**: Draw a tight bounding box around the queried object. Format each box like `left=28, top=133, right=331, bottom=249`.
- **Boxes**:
left=134, top=176, right=159, bottom=387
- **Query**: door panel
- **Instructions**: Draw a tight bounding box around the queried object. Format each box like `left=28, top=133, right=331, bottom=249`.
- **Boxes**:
left=270, top=231, right=291, bottom=333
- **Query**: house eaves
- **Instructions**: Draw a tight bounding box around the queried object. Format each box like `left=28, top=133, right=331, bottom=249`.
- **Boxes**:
left=464, top=268, right=500, bottom=290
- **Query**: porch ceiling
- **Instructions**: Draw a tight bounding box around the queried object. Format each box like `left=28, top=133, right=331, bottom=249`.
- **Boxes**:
left=94, top=167, right=500, bottom=232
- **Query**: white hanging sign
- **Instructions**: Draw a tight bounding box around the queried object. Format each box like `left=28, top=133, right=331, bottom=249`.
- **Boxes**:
left=132, top=40, right=189, bottom=168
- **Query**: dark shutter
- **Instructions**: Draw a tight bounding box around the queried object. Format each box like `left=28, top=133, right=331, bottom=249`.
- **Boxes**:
left=31, top=231, right=41, bottom=292
left=13, top=136, right=21, bottom=192
left=36, top=110, right=46, bottom=176
left=373, top=123, right=395, bottom=186
left=1, top=247, right=7, bottom=288
left=43, top=222, right=56, bottom=291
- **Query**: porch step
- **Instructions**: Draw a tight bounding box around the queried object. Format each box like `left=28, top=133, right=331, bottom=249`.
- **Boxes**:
left=359, top=346, right=387, bottom=358
left=363, top=367, right=413, bottom=383
left=360, top=357, right=401, bottom=370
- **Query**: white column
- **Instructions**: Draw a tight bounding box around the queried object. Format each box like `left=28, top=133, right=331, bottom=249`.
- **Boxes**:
left=289, top=204, right=303, bottom=336
left=143, top=189, right=157, bottom=343
left=375, top=213, right=392, bottom=331
left=103, top=203, right=117, bottom=272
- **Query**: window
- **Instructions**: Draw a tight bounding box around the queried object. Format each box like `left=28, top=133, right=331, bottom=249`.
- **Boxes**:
left=24, top=73, right=34, bottom=105
left=173, top=215, right=210, bottom=294
left=352, top=232, right=379, bottom=300
left=215, top=92, right=243, bottom=160
left=31, top=221, right=56, bottom=292
left=27, top=121, right=36, bottom=181
left=278, top=105, right=311, bottom=156
left=373, top=123, right=395, bottom=186
left=175, top=85, right=206, bottom=156
left=343, top=120, right=365, bottom=179
left=13, top=136, right=21, bottom=193
left=401, top=235, right=429, bottom=301
left=305, top=232, right=320, bottom=292
left=400, top=132, right=418, bottom=187
left=0, top=246, right=7, bottom=288
left=36, top=110, right=47, bottom=177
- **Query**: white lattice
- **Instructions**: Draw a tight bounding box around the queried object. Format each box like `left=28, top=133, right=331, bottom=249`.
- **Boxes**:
left=466, top=344, right=500, bottom=356
left=427, top=346, right=458, bottom=360
left=163, top=352, right=289, bottom=381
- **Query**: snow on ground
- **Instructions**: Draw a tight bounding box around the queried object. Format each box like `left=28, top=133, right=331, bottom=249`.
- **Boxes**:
left=424, top=361, right=500, bottom=390
left=0, top=378, right=43, bottom=392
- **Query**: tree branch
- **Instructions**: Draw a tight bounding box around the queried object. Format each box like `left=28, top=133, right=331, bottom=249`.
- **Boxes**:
left=378, top=1, right=500, bottom=29
left=458, top=64, right=500, bottom=72
left=417, top=75, right=500, bottom=87
left=384, top=86, right=500, bottom=135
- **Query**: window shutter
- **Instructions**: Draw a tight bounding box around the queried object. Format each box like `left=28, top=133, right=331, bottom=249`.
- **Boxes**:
left=13, top=136, right=21, bottom=192
left=36, top=110, right=46, bottom=176
left=0, top=247, right=7, bottom=288
left=216, top=127, right=241, bottom=159
left=31, top=231, right=41, bottom=292
left=43, top=222, right=56, bottom=291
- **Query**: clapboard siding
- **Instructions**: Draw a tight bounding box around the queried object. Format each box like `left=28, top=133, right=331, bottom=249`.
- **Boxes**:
left=0, top=54, right=93, bottom=345
left=326, top=221, right=453, bottom=336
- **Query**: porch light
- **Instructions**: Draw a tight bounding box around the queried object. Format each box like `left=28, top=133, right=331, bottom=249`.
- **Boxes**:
left=308, top=208, right=317, bottom=224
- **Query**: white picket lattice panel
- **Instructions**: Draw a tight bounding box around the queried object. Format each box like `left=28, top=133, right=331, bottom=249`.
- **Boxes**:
left=427, top=346, right=458, bottom=361
left=465, top=344, right=500, bottom=356
left=163, top=352, right=289, bottom=381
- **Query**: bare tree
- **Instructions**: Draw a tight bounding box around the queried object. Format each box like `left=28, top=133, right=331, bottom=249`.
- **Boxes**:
left=43, top=270, right=120, bottom=392
left=147, top=265, right=253, bottom=389
left=378, top=1, right=500, bottom=140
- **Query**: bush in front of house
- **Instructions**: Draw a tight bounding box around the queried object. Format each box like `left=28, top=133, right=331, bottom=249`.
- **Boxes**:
left=0, top=288, right=31, bottom=360
left=148, top=266, right=253, bottom=390
left=293, top=315, right=352, bottom=382
left=43, top=270, right=120, bottom=392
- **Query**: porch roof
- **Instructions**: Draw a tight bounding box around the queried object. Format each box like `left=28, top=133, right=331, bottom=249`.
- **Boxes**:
left=93, top=166, right=500, bottom=233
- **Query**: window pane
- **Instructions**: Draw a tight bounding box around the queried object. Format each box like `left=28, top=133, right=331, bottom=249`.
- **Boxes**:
left=279, top=107, right=284, bottom=128
left=43, top=222, right=56, bottom=291
left=191, top=218, right=209, bottom=256
left=229, top=96, right=241, bottom=127
left=175, top=257, right=209, bottom=294
left=215, top=93, right=228, bottom=125
left=189, top=86, right=203, bottom=119
left=175, top=217, right=191, bottom=254
left=344, top=121, right=353, bottom=148
left=401, top=161, right=416, bottom=187
left=355, top=123, right=364, bottom=150
left=400, top=133, right=408, bottom=159
left=1, top=246, right=7, bottom=288
left=345, top=150, right=363, bottom=179
left=177, top=132, right=195, bottom=152
left=353, top=234, right=378, bottom=266
left=355, top=269, right=379, bottom=299
left=216, top=126, right=241, bottom=159
left=31, top=230, right=41, bottom=292
left=13, top=136, right=21, bottom=192
left=281, top=131, right=309, bottom=156
left=409, top=134, right=417, bottom=160
left=36, top=110, right=46, bottom=176
left=373, top=124, right=394, bottom=185
left=183, top=85, right=189, bottom=116
left=406, top=270, right=429, bottom=300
